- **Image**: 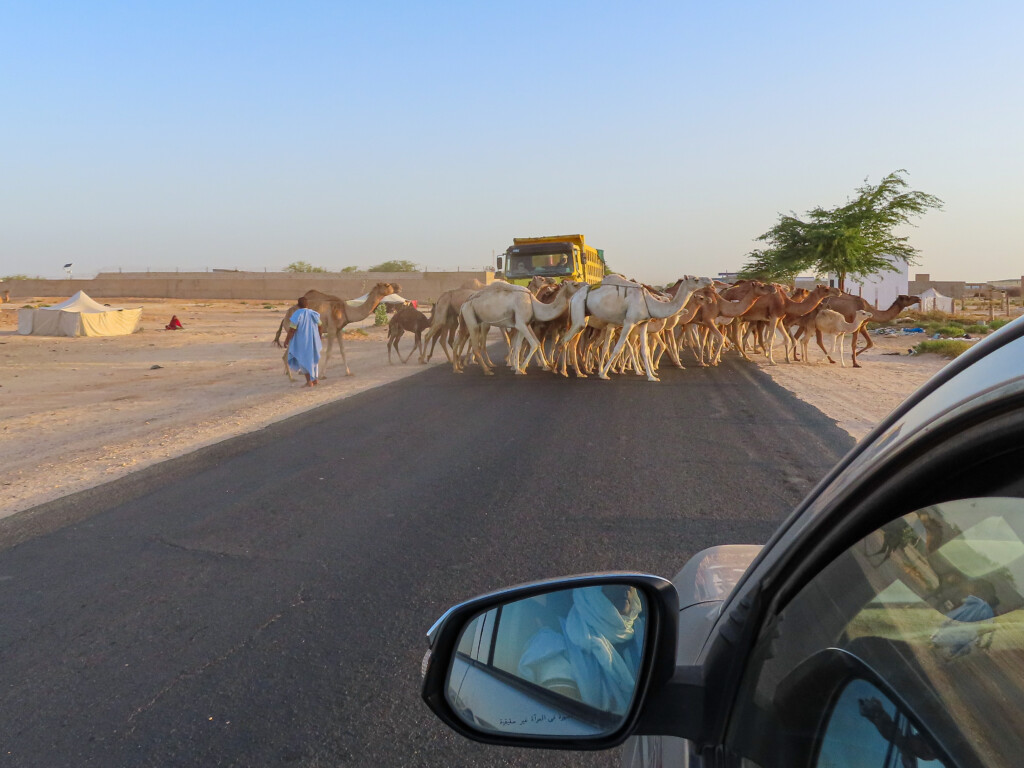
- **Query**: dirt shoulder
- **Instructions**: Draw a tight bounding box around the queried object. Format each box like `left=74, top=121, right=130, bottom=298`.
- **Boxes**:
left=748, top=331, right=948, bottom=440
left=1, top=298, right=955, bottom=519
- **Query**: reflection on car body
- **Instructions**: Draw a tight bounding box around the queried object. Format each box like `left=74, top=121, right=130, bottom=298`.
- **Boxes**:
left=421, top=316, right=1024, bottom=766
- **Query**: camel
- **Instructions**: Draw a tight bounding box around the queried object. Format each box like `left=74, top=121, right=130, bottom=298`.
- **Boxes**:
left=455, top=281, right=584, bottom=375
left=418, top=287, right=482, bottom=364
left=724, top=283, right=841, bottom=364
left=686, top=282, right=775, bottom=366
left=275, top=283, right=400, bottom=378
left=811, top=293, right=922, bottom=367
left=559, top=275, right=713, bottom=381
left=386, top=303, right=431, bottom=363
left=801, top=309, right=873, bottom=366
left=1, top=290, right=9, bottom=304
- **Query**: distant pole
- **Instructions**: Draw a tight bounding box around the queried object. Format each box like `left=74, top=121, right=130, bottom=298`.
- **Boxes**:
left=989, top=290, right=995, bottom=321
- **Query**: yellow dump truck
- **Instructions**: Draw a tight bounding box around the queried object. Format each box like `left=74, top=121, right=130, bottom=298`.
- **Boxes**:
left=497, top=234, right=606, bottom=286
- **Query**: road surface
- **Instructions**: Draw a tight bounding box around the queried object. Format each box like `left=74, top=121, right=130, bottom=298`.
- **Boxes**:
left=0, top=357, right=853, bottom=767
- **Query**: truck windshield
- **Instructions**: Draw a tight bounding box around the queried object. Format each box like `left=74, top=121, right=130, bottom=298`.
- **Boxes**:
left=507, top=253, right=573, bottom=278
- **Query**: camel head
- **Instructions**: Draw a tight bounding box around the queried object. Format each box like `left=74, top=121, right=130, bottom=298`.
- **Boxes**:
left=675, top=275, right=714, bottom=293
left=372, top=282, right=400, bottom=299
left=526, top=275, right=557, bottom=294
left=897, top=294, right=922, bottom=309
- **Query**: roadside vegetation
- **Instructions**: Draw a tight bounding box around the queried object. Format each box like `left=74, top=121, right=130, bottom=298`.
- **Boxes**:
left=914, top=340, right=973, bottom=358
left=284, top=261, right=328, bottom=273
left=741, top=170, right=942, bottom=289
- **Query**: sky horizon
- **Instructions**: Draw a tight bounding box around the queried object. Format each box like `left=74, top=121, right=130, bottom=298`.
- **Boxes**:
left=2, top=2, right=1022, bottom=284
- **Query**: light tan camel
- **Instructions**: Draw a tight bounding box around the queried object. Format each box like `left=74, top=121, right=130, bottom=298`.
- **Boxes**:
left=455, top=281, right=583, bottom=375
left=418, top=287, right=481, bottom=363
left=1, top=290, right=9, bottom=304
left=386, top=303, right=431, bottom=363
left=276, top=283, right=400, bottom=378
left=802, top=309, right=873, bottom=366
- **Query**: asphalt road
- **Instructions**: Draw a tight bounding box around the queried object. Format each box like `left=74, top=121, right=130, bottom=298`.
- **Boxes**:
left=0, top=356, right=854, bottom=767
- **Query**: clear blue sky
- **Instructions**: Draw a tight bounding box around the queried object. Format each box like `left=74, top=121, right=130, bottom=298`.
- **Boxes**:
left=2, top=1, right=1021, bottom=283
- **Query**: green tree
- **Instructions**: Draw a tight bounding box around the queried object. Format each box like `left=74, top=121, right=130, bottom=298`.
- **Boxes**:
left=741, top=170, right=943, bottom=290
left=284, top=261, right=328, bottom=273
left=340, top=266, right=359, bottom=273
left=367, top=260, right=419, bottom=272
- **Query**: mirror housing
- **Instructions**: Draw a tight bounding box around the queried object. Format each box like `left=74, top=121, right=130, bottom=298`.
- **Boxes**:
left=421, top=573, right=679, bottom=750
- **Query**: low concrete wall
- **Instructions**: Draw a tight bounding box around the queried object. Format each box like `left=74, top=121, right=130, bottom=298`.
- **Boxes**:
left=0, top=271, right=493, bottom=304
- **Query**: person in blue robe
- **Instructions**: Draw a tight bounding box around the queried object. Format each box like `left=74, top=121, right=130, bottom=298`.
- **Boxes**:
left=284, top=296, right=323, bottom=386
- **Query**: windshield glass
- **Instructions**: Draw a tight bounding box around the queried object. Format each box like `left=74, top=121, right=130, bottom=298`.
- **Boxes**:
left=507, top=253, right=573, bottom=278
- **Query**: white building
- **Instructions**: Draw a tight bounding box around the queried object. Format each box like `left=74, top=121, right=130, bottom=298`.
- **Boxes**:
left=794, top=257, right=909, bottom=309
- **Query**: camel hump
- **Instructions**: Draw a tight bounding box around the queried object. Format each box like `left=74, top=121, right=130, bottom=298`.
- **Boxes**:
left=482, top=281, right=529, bottom=293
left=600, top=274, right=641, bottom=288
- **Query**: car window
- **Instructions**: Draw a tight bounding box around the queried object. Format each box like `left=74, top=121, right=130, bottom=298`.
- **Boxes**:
left=727, top=497, right=1024, bottom=767
left=815, top=679, right=944, bottom=767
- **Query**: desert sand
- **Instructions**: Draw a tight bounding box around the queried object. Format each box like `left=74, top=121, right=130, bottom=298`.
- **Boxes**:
left=0, top=298, right=949, bottom=519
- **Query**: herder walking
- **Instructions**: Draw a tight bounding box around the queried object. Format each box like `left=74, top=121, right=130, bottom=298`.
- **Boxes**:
left=284, top=296, right=323, bottom=386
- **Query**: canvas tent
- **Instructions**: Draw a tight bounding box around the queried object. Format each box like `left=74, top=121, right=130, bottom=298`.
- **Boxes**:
left=918, top=287, right=954, bottom=314
left=18, top=291, right=142, bottom=337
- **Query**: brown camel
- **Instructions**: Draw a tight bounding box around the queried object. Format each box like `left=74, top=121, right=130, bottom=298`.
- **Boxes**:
left=723, top=283, right=840, bottom=364
left=386, top=303, right=431, bottom=364
left=686, top=281, right=775, bottom=366
left=1, top=290, right=9, bottom=304
left=793, top=293, right=921, bottom=368
left=275, top=283, right=400, bottom=377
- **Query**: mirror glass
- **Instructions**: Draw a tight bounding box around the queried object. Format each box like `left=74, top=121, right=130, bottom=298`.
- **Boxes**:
left=495, top=256, right=503, bottom=271
left=445, top=583, right=647, bottom=738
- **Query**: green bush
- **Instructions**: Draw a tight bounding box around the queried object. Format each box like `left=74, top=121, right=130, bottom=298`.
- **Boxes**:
left=935, top=325, right=967, bottom=336
left=963, top=324, right=990, bottom=334
left=989, top=318, right=1011, bottom=330
left=915, top=340, right=971, bottom=358
left=374, top=304, right=388, bottom=325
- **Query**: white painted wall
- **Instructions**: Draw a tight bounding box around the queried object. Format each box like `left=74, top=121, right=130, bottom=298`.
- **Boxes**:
left=830, top=257, right=909, bottom=309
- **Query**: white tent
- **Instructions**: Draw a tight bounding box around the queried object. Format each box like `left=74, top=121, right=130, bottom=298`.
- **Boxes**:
left=918, top=287, right=954, bottom=314
left=17, top=291, right=142, bottom=337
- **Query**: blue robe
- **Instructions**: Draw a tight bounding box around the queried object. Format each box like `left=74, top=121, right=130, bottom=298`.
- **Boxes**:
left=287, top=308, right=323, bottom=380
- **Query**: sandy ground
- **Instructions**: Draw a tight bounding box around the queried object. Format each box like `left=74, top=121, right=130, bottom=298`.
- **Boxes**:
left=0, top=298, right=447, bottom=519
left=0, top=299, right=950, bottom=519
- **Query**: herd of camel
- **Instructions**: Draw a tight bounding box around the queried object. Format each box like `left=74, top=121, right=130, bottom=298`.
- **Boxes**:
left=272, top=276, right=921, bottom=382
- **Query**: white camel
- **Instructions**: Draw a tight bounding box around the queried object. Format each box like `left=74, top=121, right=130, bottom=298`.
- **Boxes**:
left=559, top=275, right=713, bottom=381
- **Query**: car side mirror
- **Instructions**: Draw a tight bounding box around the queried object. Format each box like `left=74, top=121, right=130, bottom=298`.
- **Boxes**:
left=421, top=574, right=679, bottom=750
left=496, top=256, right=503, bottom=272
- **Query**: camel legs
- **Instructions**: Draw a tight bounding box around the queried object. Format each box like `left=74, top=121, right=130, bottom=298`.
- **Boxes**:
left=401, top=332, right=423, bottom=363
left=813, top=327, right=838, bottom=364
left=282, top=348, right=294, bottom=381
left=321, top=329, right=351, bottom=376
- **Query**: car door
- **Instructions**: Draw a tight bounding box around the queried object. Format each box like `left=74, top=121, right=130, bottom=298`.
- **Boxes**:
left=719, top=402, right=1024, bottom=767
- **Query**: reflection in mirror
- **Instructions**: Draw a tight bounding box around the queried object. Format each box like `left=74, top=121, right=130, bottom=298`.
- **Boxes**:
left=816, top=678, right=945, bottom=767
left=445, top=584, right=647, bottom=738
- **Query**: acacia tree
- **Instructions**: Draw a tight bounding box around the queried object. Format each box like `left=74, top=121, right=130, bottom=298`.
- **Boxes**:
left=368, top=260, right=419, bottom=272
left=284, top=261, right=328, bottom=273
left=741, top=170, right=943, bottom=290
